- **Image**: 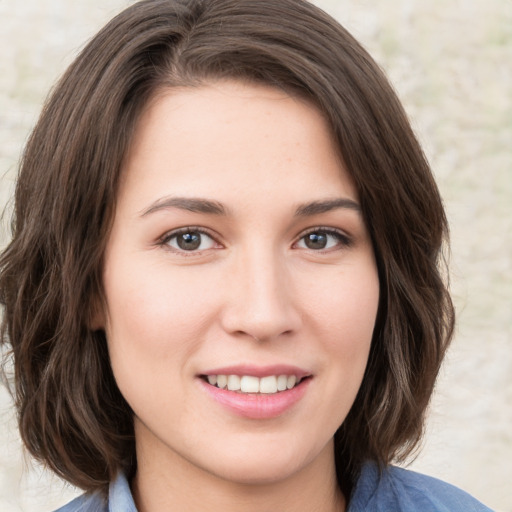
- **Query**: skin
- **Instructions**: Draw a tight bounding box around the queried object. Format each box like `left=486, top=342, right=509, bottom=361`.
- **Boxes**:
left=98, top=81, right=380, bottom=512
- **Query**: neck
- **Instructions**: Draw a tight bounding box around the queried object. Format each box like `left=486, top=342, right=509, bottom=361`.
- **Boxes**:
left=131, top=434, right=345, bottom=512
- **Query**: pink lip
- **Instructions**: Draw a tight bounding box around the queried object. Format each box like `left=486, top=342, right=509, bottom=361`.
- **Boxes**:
left=197, top=365, right=312, bottom=419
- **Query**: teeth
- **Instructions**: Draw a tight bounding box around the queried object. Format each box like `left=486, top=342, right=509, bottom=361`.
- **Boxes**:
left=216, top=374, right=228, bottom=389
left=206, top=374, right=302, bottom=394
left=240, top=376, right=260, bottom=393
left=227, top=375, right=241, bottom=391
left=259, top=376, right=277, bottom=394
left=277, top=375, right=288, bottom=391
left=286, top=375, right=296, bottom=390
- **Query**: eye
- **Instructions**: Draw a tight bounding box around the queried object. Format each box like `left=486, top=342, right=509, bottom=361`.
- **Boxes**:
left=163, top=229, right=218, bottom=252
left=295, top=229, right=351, bottom=251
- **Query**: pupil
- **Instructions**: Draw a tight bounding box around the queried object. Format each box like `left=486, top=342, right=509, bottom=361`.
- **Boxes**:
left=177, top=232, right=201, bottom=250
left=305, top=232, right=327, bottom=249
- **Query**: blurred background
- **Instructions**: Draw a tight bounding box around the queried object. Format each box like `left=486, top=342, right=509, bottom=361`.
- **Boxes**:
left=0, top=0, right=510, bottom=510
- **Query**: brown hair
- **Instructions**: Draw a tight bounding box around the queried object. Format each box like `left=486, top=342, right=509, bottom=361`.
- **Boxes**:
left=0, top=0, right=454, bottom=500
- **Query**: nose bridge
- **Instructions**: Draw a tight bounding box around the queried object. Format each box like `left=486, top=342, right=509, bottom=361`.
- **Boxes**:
left=221, top=243, right=300, bottom=341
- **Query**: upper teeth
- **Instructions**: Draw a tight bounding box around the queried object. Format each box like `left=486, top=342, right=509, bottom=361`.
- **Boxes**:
left=207, top=374, right=299, bottom=394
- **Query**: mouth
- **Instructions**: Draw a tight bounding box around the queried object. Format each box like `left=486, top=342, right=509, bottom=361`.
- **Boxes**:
left=198, top=367, right=312, bottom=418
left=200, top=373, right=309, bottom=394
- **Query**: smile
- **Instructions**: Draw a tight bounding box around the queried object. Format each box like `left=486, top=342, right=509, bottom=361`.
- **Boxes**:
left=204, top=374, right=302, bottom=394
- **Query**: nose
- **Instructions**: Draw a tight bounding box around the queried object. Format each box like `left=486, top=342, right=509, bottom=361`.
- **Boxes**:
left=220, top=248, right=302, bottom=343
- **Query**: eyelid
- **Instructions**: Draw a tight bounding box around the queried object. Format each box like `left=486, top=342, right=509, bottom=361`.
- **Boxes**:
left=294, top=226, right=353, bottom=250
left=158, top=226, right=222, bottom=254
left=156, top=225, right=352, bottom=254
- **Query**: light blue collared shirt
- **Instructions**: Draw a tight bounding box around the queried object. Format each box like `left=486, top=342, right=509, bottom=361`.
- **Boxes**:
left=55, top=462, right=495, bottom=512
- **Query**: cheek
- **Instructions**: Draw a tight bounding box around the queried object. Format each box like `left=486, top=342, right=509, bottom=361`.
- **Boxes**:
left=304, top=262, right=379, bottom=404
left=102, top=260, right=213, bottom=387
left=102, top=269, right=207, bottom=423
left=306, top=263, right=380, bottom=346
left=104, top=256, right=216, bottom=340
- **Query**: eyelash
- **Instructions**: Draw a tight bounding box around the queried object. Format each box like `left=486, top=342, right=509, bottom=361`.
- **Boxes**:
left=295, top=227, right=352, bottom=251
left=158, top=226, right=352, bottom=254
left=158, top=227, right=219, bottom=255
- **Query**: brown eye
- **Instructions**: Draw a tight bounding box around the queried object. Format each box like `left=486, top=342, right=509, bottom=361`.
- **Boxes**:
left=296, top=229, right=350, bottom=251
left=304, top=232, right=328, bottom=250
left=165, top=230, right=216, bottom=252
left=176, top=232, right=201, bottom=250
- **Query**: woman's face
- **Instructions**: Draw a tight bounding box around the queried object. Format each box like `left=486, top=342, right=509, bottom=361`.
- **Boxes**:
left=100, top=81, right=379, bottom=486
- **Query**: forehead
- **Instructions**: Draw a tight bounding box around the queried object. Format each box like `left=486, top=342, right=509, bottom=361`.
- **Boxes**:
left=118, top=80, right=357, bottom=210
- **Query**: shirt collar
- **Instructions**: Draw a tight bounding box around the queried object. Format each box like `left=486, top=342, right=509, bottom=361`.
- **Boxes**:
left=109, top=472, right=138, bottom=512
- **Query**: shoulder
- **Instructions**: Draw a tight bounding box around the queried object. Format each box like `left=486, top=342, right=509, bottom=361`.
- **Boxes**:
left=348, top=462, right=495, bottom=512
left=385, top=465, right=495, bottom=512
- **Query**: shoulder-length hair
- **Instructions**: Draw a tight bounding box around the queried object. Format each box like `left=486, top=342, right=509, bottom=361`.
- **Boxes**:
left=0, top=0, right=454, bottom=499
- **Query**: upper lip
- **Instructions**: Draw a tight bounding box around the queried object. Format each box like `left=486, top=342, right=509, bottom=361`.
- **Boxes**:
left=199, top=364, right=311, bottom=379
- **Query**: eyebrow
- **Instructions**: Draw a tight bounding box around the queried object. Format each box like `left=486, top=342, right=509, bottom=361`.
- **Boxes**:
left=140, top=196, right=228, bottom=217
left=140, top=196, right=360, bottom=218
left=294, top=198, right=361, bottom=216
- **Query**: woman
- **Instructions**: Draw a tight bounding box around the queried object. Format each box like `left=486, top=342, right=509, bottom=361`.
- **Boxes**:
left=0, top=0, right=494, bottom=510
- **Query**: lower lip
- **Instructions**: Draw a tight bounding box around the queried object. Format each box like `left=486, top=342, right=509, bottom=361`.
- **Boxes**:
left=199, top=378, right=311, bottom=419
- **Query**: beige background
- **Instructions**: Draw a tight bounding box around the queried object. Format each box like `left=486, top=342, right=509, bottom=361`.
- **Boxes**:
left=1, top=0, right=511, bottom=511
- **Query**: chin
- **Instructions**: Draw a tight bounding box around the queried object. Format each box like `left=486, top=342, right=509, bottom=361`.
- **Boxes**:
left=212, top=459, right=303, bottom=486
left=199, top=440, right=328, bottom=487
